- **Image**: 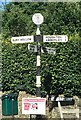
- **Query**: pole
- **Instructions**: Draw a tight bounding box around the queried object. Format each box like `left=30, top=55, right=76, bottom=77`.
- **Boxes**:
left=36, top=26, right=42, bottom=120
left=32, top=13, right=44, bottom=119
left=36, top=25, right=41, bottom=97
left=36, top=43, right=41, bottom=97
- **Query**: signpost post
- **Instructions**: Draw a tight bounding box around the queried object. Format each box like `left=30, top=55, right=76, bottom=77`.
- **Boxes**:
left=11, top=13, right=68, bottom=118
left=32, top=13, right=44, bottom=98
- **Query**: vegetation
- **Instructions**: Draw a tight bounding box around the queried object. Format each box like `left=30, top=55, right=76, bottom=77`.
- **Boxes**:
left=1, top=2, right=81, bottom=97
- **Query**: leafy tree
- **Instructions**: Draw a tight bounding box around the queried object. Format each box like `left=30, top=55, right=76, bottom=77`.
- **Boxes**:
left=2, top=2, right=80, bottom=37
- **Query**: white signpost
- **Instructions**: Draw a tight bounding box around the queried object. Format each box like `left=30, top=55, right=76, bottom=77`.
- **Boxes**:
left=28, top=44, right=56, bottom=54
left=11, top=35, right=34, bottom=43
left=22, top=98, right=46, bottom=115
left=11, top=35, right=68, bottom=43
left=43, top=35, right=68, bottom=42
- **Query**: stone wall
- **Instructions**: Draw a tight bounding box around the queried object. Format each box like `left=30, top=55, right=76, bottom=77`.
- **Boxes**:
left=17, top=92, right=61, bottom=118
left=17, top=92, right=80, bottom=119
left=0, top=91, right=80, bottom=119
left=18, top=91, right=36, bottom=118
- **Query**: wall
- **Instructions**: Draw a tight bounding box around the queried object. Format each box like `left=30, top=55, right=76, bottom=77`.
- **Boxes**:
left=1, top=91, right=79, bottom=119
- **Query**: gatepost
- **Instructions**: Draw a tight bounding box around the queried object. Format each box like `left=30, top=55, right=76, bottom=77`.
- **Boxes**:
left=11, top=13, right=68, bottom=118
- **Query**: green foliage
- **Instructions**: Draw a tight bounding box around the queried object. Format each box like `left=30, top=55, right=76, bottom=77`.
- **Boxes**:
left=41, top=36, right=81, bottom=97
left=2, top=40, right=36, bottom=94
left=1, top=2, right=81, bottom=97
left=2, top=2, right=80, bottom=37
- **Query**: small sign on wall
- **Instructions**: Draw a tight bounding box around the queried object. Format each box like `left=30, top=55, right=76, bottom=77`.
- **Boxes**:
left=22, top=98, right=46, bottom=115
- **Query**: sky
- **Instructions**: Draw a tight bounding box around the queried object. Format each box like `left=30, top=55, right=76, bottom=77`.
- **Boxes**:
left=0, top=0, right=11, bottom=5
left=0, top=0, right=11, bottom=10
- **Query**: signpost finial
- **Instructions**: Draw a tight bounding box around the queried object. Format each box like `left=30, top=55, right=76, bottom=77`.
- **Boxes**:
left=32, top=13, right=44, bottom=35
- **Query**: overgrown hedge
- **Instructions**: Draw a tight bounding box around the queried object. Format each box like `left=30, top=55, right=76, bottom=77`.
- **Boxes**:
left=2, top=34, right=81, bottom=97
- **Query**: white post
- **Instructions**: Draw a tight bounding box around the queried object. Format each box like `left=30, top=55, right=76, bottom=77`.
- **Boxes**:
left=36, top=25, right=41, bottom=97
left=36, top=26, right=40, bottom=35
left=0, top=91, right=2, bottom=119
left=58, top=101, right=64, bottom=120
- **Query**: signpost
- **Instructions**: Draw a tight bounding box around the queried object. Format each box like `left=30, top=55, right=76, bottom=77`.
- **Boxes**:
left=11, top=13, right=68, bottom=117
left=43, top=35, right=68, bottom=42
left=11, top=35, right=34, bottom=43
left=28, top=44, right=56, bottom=55
left=11, top=35, right=67, bottom=43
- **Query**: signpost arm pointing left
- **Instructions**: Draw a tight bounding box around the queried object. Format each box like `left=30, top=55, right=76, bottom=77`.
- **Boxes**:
left=11, top=36, right=34, bottom=43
